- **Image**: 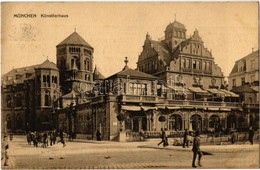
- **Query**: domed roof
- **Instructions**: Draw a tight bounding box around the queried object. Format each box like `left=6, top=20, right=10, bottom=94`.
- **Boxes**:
left=57, top=31, right=93, bottom=49
left=165, top=20, right=186, bottom=31
left=36, top=59, right=58, bottom=70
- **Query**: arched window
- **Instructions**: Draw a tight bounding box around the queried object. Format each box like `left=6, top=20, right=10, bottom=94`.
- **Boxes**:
left=76, top=57, right=80, bottom=70
left=47, top=75, right=50, bottom=83
left=6, top=95, right=12, bottom=108
left=54, top=76, right=57, bottom=84
left=86, top=59, right=90, bottom=71
left=71, top=59, right=74, bottom=69
left=169, top=114, right=183, bottom=131
left=52, top=76, right=54, bottom=83
left=44, top=91, right=50, bottom=106
left=190, top=114, right=202, bottom=131
left=43, top=75, right=46, bottom=82
left=85, top=74, right=90, bottom=81
left=186, top=59, right=190, bottom=68
left=209, top=115, right=220, bottom=129
left=15, top=94, right=23, bottom=107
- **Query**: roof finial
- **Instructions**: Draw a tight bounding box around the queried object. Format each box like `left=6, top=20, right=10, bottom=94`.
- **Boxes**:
left=174, top=13, right=176, bottom=21
left=74, top=28, right=76, bottom=32
left=124, top=57, right=129, bottom=66
left=123, top=57, right=129, bottom=70
left=47, top=56, right=48, bottom=60
left=252, top=48, right=254, bottom=53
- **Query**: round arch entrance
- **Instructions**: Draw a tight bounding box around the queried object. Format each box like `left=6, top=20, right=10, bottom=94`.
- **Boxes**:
left=190, top=114, right=202, bottom=131
left=169, top=114, right=182, bottom=131
left=209, top=115, right=221, bottom=130
left=227, top=115, right=237, bottom=129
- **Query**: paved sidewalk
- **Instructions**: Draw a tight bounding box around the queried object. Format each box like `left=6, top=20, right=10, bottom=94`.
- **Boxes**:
left=71, top=137, right=259, bottom=153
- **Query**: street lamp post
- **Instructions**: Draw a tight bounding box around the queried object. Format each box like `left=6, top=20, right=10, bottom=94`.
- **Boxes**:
left=66, top=102, right=76, bottom=140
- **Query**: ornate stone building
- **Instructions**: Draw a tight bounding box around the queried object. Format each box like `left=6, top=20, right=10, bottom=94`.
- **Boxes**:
left=228, top=50, right=259, bottom=129
left=2, top=23, right=255, bottom=140
left=1, top=60, right=60, bottom=131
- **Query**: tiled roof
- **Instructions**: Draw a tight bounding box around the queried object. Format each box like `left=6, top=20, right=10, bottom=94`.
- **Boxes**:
left=165, top=20, right=186, bottom=31
left=107, top=67, right=158, bottom=80
left=57, top=32, right=93, bottom=49
left=35, top=59, right=58, bottom=70
left=2, top=64, right=38, bottom=85
left=2, top=59, right=57, bottom=85
left=93, top=66, right=106, bottom=80
left=230, top=50, right=259, bottom=75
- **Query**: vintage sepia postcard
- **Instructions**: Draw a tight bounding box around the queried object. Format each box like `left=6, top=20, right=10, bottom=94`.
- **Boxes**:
left=1, top=2, right=259, bottom=169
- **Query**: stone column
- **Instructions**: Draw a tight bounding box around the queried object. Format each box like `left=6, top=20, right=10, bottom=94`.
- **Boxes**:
left=182, top=119, right=185, bottom=130
left=138, top=117, right=142, bottom=131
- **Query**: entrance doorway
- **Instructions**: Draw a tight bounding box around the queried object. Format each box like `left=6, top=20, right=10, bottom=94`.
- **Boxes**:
left=190, top=114, right=202, bottom=131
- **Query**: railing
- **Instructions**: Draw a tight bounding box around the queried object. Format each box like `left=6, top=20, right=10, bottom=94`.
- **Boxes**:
left=193, top=69, right=202, bottom=74
left=181, top=68, right=192, bottom=72
left=162, top=100, right=241, bottom=109
left=203, top=70, right=212, bottom=74
left=121, top=95, right=158, bottom=103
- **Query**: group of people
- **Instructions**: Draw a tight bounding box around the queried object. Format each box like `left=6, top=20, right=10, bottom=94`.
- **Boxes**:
left=26, top=130, right=66, bottom=148
left=157, top=126, right=256, bottom=168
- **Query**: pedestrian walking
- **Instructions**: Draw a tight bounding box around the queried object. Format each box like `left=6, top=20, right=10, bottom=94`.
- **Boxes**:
left=164, top=128, right=169, bottom=147
left=96, top=130, right=101, bottom=141
left=183, top=129, right=189, bottom=148
left=42, top=132, right=48, bottom=148
left=248, top=126, right=254, bottom=145
left=230, top=131, right=236, bottom=144
left=2, top=134, right=9, bottom=166
left=192, top=130, right=202, bottom=168
left=57, top=131, right=66, bottom=147
left=32, top=132, right=38, bottom=148
left=157, top=128, right=166, bottom=146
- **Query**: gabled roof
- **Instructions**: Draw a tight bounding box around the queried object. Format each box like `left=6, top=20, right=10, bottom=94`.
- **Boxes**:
left=230, top=50, right=259, bottom=75
left=57, top=32, right=93, bottom=49
left=35, top=59, right=58, bottom=70
left=107, top=67, right=158, bottom=80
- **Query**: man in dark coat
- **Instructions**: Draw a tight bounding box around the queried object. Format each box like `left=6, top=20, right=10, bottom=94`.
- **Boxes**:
left=248, top=126, right=254, bottom=145
left=183, top=129, right=189, bottom=148
left=157, top=128, right=166, bottom=146
left=192, top=130, right=202, bottom=168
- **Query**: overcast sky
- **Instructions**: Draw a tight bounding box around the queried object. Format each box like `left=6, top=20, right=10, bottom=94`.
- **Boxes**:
left=2, top=2, right=258, bottom=79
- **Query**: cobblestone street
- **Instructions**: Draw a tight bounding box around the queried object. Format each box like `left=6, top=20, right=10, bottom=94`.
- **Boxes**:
left=2, top=136, right=259, bottom=169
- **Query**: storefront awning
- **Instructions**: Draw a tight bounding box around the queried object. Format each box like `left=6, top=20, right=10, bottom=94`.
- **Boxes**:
left=206, top=88, right=226, bottom=96
left=121, top=105, right=141, bottom=111
left=166, top=106, right=181, bottom=110
left=218, top=89, right=239, bottom=97
left=189, top=87, right=210, bottom=95
left=141, top=106, right=157, bottom=111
